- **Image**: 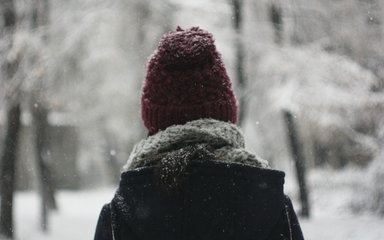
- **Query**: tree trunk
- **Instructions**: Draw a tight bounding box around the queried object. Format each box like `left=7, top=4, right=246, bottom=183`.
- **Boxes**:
left=0, top=0, right=20, bottom=239
left=31, top=103, right=57, bottom=232
left=231, top=0, right=247, bottom=126
left=269, top=3, right=283, bottom=45
left=283, top=110, right=310, bottom=218
left=103, top=129, right=121, bottom=184
left=0, top=105, right=21, bottom=239
left=31, top=0, right=57, bottom=232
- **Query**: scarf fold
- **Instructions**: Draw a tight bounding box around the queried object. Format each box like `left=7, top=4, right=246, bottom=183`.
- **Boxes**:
left=122, top=119, right=269, bottom=172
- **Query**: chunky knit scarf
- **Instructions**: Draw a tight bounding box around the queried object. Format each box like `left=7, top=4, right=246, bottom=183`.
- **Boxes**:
left=123, top=119, right=269, bottom=173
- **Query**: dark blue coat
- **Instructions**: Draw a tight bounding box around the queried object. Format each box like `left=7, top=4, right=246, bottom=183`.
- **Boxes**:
left=94, top=161, right=304, bottom=240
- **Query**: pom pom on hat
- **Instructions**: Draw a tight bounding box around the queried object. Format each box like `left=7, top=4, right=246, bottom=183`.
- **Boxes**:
left=141, top=26, right=237, bottom=135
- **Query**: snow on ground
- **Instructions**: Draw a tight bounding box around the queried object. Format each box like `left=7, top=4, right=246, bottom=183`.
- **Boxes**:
left=15, top=188, right=115, bottom=240
left=14, top=169, right=384, bottom=240
left=301, top=216, right=384, bottom=240
left=289, top=167, right=384, bottom=240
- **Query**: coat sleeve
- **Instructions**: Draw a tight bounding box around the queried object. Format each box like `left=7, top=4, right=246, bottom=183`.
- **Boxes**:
left=267, top=196, right=304, bottom=240
left=94, top=204, right=113, bottom=240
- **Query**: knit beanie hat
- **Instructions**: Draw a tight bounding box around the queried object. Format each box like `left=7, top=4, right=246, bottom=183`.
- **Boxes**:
left=141, top=26, right=237, bottom=135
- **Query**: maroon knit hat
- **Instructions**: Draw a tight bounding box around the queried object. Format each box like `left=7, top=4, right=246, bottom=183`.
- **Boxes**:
left=141, top=26, right=237, bottom=135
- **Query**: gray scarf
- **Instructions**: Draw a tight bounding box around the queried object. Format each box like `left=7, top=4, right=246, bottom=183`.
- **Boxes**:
left=123, top=119, right=269, bottom=172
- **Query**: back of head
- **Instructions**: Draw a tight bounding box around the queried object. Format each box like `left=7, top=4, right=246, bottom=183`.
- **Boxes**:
left=141, top=26, right=237, bottom=135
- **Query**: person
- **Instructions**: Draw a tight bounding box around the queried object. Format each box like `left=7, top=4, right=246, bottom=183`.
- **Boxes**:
left=94, top=26, right=304, bottom=240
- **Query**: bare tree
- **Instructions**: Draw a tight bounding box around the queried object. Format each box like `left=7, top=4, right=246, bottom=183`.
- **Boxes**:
left=283, top=111, right=310, bottom=218
left=231, top=0, right=247, bottom=126
left=269, top=3, right=283, bottom=45
left=0, top=0, right=22, bottom=239
left=30, top=0, right=57, bottom=232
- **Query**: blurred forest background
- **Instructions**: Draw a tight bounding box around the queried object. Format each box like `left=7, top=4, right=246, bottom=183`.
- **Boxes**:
left=1, top=0, right=384, bottom=239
